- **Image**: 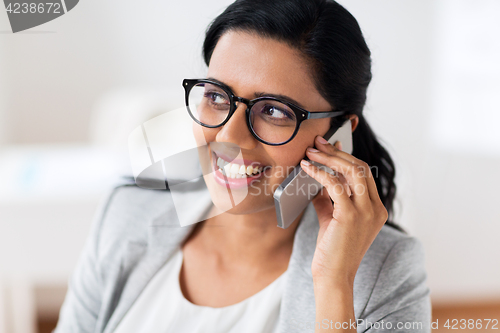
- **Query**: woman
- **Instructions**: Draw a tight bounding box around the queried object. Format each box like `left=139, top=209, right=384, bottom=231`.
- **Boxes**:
left=55, top=0, right=431, bottom=332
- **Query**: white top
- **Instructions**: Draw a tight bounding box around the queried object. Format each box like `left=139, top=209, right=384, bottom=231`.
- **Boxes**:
left=113, top=247, right=288, bottom=333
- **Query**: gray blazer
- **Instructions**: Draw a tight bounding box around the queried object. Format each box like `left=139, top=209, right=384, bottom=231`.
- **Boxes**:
left=54, top=184, right=431, bottom=333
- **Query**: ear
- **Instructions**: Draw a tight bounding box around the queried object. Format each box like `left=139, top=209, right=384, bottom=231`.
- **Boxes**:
left=347, top=114, right=359, bottom=132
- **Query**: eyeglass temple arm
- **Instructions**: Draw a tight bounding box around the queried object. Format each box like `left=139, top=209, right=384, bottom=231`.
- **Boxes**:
left=306, top=111, right=347, bottom=120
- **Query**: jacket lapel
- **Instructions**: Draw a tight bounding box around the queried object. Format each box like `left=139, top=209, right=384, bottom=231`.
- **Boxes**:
left=277, top=201, right=320, bottom=333
left=102, top=186, right=213, bottom=333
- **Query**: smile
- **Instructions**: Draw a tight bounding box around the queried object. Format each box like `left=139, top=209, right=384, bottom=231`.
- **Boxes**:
left=211, top=151, right=267, bottom=189
left=216, top=157, right=263, bottom=178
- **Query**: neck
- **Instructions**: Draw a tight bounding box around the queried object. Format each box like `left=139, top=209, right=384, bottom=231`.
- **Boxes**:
left=193, top=205, right=305, bottom=267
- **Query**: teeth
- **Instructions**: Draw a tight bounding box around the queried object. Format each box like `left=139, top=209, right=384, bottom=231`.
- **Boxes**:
left=217, top=157, right=228, bottom=167
left=230, top=163, right=240, bottom=174
left=218, top=157, right=230, bottom=167
left=216, top=156, right=263, bottom=178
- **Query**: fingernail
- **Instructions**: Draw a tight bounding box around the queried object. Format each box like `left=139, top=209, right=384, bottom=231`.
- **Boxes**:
left=336, top=141, right=343, bottom=151
left=316, top=136, right=328, bottom=144
left=301, top=159, right=311, bottom=167
left=307, top=147, right=319, bottom=153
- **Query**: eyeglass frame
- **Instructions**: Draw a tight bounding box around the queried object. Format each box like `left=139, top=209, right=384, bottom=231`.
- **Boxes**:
left=183, top=78, right=348, bottom=146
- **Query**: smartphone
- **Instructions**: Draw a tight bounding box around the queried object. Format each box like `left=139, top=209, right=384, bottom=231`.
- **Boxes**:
left=273, top=119, right=353, bottom=229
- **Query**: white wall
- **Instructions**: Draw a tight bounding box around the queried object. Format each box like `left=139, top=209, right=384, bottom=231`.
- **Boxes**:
left=0, top=0, right=233, bottom=144
left=0, top=38, right=6, bottom=146
left=341, top=0, right=435, bottom=230
left=419, top=0, right=500, bottom=301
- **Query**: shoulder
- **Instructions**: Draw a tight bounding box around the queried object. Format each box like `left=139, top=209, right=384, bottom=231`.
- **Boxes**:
left=361, top=224, right=426, bottom=275
left=354, top=224, right=431, bottom=324
left=100, top=184, right=173, bottom=231
left=370, top=224, right=424, bottom=260
left=357, top=224, right=427, bottom=289
left=54, top=184, right=183, bottom=333
left=92, top=184, right=175, bottom=263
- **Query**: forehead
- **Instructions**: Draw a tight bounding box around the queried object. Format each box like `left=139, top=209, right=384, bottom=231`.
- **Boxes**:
left=206, top=30, right=324, bottom=107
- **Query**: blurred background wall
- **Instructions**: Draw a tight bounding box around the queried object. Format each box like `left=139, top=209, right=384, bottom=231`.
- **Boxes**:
left=0, top=0, right=499, bottom=332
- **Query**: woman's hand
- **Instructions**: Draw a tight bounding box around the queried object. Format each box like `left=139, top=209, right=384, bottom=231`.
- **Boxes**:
left=301, top=135, right=388, bottom=288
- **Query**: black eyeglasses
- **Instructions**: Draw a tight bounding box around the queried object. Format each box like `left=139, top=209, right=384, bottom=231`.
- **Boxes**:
left=183, top=78, right=347, bottom=146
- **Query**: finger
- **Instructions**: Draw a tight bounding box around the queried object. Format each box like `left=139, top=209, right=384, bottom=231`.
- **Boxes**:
left=334, top=140, right=343, bottom=151
left=300, top=159, right=354, bottom=210
left=311, top=188, right=333, bottom=227
left=315, top=135, right=363, bottom=165
left=316, top=136, right=380, bottom=200
left=314, top=137, right=380, bottom=203
left=305, top=149, right=371, bottom=207
left=325, top=169, right=352, bottom=197
left=332, top=142, right=352, bottom=197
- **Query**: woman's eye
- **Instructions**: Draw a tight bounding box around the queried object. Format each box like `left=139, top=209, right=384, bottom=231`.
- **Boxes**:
left=205, top=92, right=228, bottom=105
left=262, top=105, right=293, bottom=120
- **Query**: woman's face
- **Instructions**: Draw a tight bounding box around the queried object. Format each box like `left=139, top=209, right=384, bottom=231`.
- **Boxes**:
left=193, top=29, right=332, bottom=215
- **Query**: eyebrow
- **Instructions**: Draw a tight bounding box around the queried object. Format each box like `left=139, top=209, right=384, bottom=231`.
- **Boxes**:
left=206, top=77, right=306, bottom=109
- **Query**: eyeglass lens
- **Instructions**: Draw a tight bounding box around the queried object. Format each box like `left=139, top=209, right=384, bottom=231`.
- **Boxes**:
left=187, top=82, right=298, bottom=144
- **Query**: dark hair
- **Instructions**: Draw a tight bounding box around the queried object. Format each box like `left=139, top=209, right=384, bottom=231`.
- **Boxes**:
left=202, top=0, right=403, bottom=232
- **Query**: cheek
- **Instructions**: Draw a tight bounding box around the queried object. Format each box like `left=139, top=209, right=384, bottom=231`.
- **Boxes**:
left=270, top=123, right=327, bottom=174
left=192, top=122, right=204, bottom=146
left=279, top=147, right=302, bottom=165
left=267, top=141, right=309, bottom=182
left=192, top=122, right=216, bottom=146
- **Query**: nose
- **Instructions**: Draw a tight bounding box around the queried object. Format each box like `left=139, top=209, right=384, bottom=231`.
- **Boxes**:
left=215, top=102, right=258, bottom=150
